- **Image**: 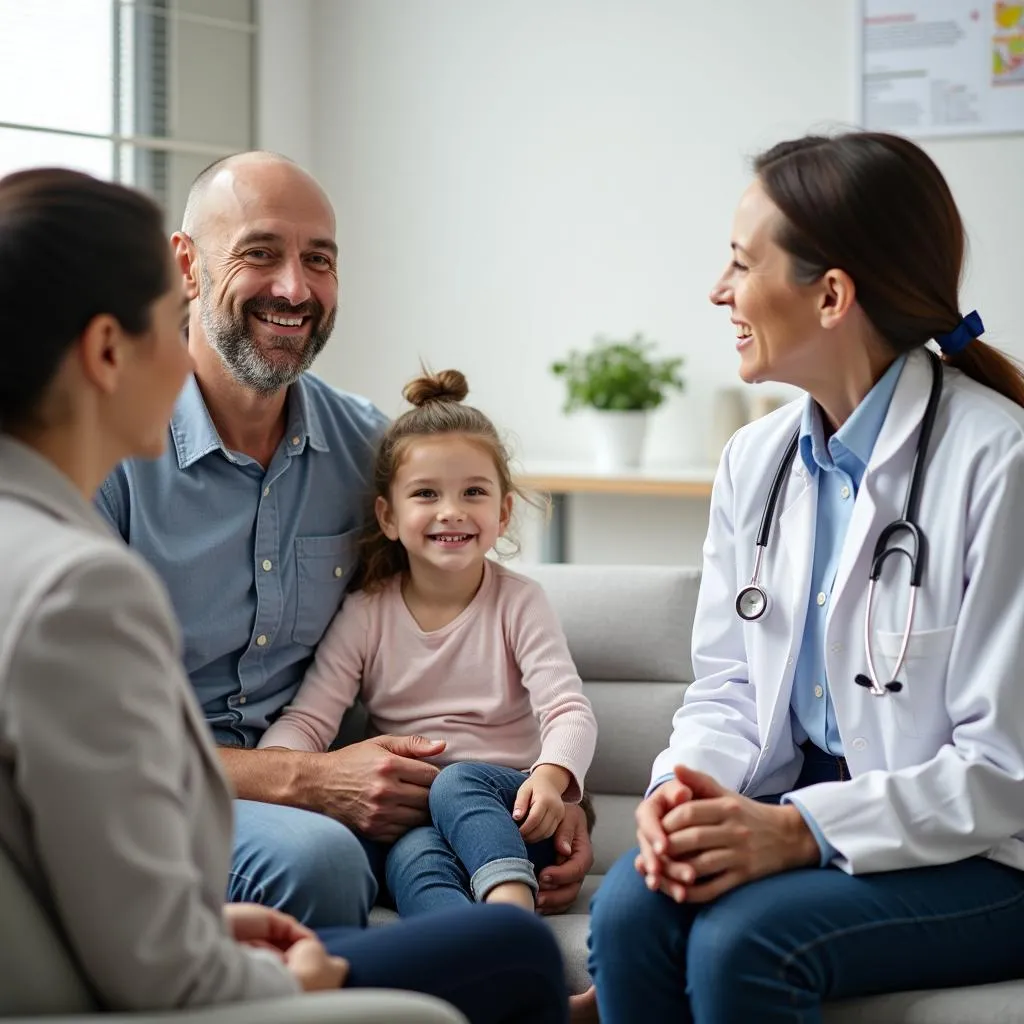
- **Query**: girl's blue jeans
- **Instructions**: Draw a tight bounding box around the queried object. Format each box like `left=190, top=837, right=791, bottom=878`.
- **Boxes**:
left=362, top=761, right=558, bottom=916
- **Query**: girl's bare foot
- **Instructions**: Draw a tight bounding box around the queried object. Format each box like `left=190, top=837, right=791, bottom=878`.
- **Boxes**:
left=569, top=984, right=599, bottom=1023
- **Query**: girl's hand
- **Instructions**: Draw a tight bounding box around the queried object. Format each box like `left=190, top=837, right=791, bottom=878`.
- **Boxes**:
left=515, top=765, right=570, bottom=842
left=638, top=765, right=820, bottom=903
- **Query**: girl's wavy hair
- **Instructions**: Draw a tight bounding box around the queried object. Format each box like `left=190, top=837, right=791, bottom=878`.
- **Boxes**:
left=352, top=369, right=544, bottom=592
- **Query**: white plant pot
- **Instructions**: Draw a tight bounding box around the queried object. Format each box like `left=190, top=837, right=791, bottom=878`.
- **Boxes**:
left=589, top=409, right=648, bottom=471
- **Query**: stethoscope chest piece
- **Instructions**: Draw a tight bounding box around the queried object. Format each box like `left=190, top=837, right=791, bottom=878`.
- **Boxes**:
left=736, top=584, right=769, bottom=621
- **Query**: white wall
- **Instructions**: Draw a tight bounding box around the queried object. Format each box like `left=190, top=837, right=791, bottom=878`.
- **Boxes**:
left=256, top=0, right=314, bottom=167
left=260, top=0, right=1024, bottom=565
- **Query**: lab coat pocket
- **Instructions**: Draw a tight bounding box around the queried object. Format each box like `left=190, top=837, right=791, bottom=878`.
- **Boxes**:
left=874, top=625, right=956, bottom=737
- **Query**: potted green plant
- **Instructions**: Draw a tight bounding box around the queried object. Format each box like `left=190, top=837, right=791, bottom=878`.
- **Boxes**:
left=550, top=332, right=685, bottom=469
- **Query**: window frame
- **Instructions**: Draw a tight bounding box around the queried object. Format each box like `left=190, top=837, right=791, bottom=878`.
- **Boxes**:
left=0, top=0, right=257, bottom=214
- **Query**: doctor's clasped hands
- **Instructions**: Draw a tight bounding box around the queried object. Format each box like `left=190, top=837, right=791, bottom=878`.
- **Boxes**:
left=635, top=765, right=820, bottom=903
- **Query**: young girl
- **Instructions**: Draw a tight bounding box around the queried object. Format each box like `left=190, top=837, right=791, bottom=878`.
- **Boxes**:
left=260, top=369, right=598, bottom=918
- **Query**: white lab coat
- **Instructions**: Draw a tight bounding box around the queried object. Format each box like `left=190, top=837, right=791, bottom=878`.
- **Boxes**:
left=652, top=347, right=1024, bottom=874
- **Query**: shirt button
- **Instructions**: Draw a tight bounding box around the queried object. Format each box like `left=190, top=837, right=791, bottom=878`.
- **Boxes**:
left=334, top=566, right=344, bottom=578
left=237, top=695, right=247, bottom=705
left=256, top=634, right=269, bottom=647
left=262, top=559, right=273, bottom=572
left=786, top=656, right=794, bottom=667
left=291, top=435, right=301, bottom=446
left=814, top=684, right=824, bottom=699
left=816, top=592, right=826, bottom=607
left=263, top=486, right=271, bottom=497
left=851, top=737, right=868, bottom=752
left=840, top=485, right=851, bottom=500
left=831, top=642, right=843, bottom=654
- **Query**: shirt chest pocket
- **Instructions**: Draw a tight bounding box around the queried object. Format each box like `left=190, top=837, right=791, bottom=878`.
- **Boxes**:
left=292, top=531, right=358, bottom=647
left=874, top=624, right=956, bottom=737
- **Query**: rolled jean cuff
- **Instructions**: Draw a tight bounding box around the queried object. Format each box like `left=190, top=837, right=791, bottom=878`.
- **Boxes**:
left=470, top=857, right=538, bottom=902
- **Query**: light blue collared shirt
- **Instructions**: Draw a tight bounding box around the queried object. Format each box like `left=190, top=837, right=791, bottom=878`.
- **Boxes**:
left=786, top=354, right=906, bottom=863
left=96, top=373, right=387, bottom=748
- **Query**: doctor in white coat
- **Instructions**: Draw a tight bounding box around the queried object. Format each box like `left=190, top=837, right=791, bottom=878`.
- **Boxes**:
left=587, top=131, right=1024, bottom=1023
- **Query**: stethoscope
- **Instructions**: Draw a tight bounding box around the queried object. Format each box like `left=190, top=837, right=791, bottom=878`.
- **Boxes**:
left=735, top=350, right=943, bottom=697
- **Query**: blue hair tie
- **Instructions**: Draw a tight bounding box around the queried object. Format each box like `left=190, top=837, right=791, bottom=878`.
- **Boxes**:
left=935, top=310, right=983, bottom=355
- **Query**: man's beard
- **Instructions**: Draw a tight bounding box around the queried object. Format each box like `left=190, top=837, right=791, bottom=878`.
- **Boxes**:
left=199, top=285, right=336, bottom=395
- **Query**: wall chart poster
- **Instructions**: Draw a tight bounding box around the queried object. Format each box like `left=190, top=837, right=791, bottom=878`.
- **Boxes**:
left=858, top=0, right=1024, bottom=137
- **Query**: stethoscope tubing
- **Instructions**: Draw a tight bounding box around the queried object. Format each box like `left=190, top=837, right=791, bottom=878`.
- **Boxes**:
left=736, top=350, right=944, bottom=696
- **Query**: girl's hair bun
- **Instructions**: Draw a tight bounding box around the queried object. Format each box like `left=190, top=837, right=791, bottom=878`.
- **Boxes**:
left=402, top=369, right=469, bottom=407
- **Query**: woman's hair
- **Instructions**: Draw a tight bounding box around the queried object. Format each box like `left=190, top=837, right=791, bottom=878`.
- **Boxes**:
left=0, top=168, right=170, bottom=432
left=354, top=369, right=536, bottom=592
left=753, top=131, right=1024, bottom=407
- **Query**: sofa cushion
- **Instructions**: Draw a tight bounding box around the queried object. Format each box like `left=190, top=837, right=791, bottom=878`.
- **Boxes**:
left=584, top=681, right=684, bottom=795
left=522, top=564, right=698, bottom=682
left=589, top=794, right=640, bottom=874
left=823, top=980, right=1024, bottom=1023
left=541, top=908, right=594, bottom=997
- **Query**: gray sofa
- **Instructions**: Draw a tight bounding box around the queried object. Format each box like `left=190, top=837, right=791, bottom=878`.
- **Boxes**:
left=4, top=563, right=1024, bottom=1021
left=377, top=563, right=1024, bottom=1024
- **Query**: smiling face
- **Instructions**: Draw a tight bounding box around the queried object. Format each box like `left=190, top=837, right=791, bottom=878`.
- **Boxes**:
left=708, top=179, right=830, bottom=387
left=179, top=157, right=339, bottom=394
left=376, top=434, right=513, bottom=583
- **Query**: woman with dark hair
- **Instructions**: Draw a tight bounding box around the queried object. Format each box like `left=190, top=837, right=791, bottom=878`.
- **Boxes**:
left=0, top=168, right=568, bottom=1023
left=587, top=132, right=1024, bottom=1021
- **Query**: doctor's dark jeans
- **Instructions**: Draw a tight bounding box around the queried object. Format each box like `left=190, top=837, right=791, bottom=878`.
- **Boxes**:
left=588, top=746, right=1024, bottom=1023
left=317, top=903, right=568, bottom=1024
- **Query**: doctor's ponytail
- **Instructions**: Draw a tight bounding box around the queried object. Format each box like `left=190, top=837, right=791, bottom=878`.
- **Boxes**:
left=753, top=132, right=1024, bottom=409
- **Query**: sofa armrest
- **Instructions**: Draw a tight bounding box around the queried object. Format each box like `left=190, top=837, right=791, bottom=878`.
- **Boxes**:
left=1, top=990, right=469, bottom=1024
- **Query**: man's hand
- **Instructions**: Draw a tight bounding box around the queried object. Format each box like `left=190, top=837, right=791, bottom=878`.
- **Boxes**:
left=314, top=735, right=446, bottom=841
left=224, top=902, right=314, bottom=958
left=221, top=734, right=446, bottom=842
left=222, top=737, right=446, bottom=839
left=535, top=802, right=594, bottom=915
left=515, top=765, right=569, bottom=843
left=635, top=764, right=819, bottom=903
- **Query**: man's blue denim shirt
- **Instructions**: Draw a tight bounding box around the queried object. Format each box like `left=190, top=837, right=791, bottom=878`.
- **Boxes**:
left=96, top=373, right=387, bottom=748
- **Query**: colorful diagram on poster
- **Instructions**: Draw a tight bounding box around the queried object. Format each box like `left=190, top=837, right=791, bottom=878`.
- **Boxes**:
left=993, top=2, right=1024, bottom=83
left=860, top=0, right=1024, bottom=137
